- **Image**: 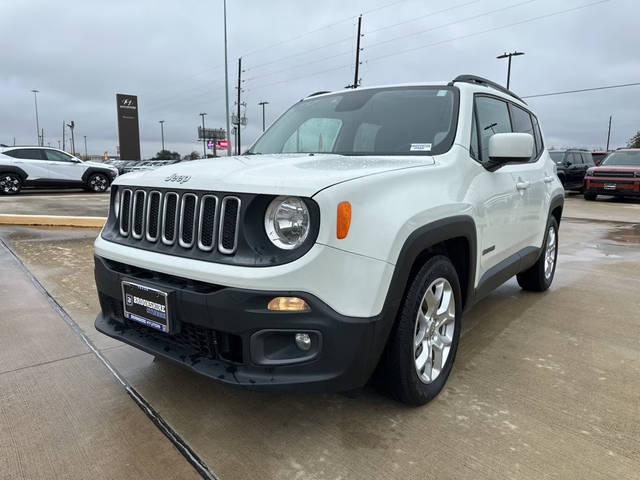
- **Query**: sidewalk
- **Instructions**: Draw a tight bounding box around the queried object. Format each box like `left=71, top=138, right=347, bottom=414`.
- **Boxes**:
left=0, top=242, right=199, bottom=480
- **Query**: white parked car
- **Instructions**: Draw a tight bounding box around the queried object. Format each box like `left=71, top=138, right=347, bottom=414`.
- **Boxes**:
left=93, top=75, right=564, bottom=405
left=0, top=146, right=118, bottom=194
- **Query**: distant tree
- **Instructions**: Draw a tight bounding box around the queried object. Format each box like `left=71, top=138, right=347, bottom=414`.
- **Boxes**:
left=153, top=149, right=181, bottom=160
left=628, top=131, right=640, bottom=148
left=184, top=151, right=200, bottom=160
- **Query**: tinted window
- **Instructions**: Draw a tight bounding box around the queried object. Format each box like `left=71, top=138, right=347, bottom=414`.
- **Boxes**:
left=532, top=115, right=543, bottom=156
left=3, top=148, right=45, bottom=160
left=581, top=152, right=594, bottom=166
left=45, top=150, right=75, bottom=162
left=475, top=96, right=512, bottom=163
left=509, top=104, right=535, bottom=161
left=549, top=152, right=565, bottom=163
left=250, top=87, right=459, bottom=156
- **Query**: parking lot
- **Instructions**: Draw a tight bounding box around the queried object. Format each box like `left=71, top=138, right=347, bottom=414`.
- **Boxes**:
left=1, top=192, right=639, bottom=480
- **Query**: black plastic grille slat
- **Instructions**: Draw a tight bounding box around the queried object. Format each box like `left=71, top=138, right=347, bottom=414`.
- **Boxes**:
left=164, top=195, right=178, bottom=242
left=181, top=195, right=197, bottom=246
left=133, top=191, right=145, bottom=237
left=593, top=170, right=634, bottom=177
left=200, top=196, right=216, bottom=248
left=147, top=192, right=161, bottom=240
left=221, top=199, right=239, bottom=252
left=120, top=190, right=132, bottom=234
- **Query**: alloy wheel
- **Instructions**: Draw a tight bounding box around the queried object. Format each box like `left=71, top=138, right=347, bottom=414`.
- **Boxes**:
left=413, top=278, right=456, bottom=384
left=544, top=225, right=557, bottom=280
left=0, top=175, right=20, bottom=194
left=90, top=174, right=108, bottom=192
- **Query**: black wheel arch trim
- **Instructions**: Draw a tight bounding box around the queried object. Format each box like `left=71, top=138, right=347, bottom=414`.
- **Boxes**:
left=0, top=165, right=28, bottom=181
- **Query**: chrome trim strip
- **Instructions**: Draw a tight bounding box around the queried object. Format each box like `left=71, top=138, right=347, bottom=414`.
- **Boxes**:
left=197, top=194, right=218, bottom=252
left=131, top=190, right=147, bottom=240
left=145, top=191, right=162, bottom=242
left=118, top=189, right=132, bottom=236
left=178, top=193, right=198, bottom=249
left=218, top=196, right=241, bottom=255
left=161, top=192, right=179, bottom=246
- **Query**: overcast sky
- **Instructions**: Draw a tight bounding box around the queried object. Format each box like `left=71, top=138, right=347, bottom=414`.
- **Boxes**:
left=1, top=0, right=639, bottom=158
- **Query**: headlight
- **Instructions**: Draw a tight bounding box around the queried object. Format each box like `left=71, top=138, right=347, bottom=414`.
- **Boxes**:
left=112, top=188, right=121, bottom=220
left=634, top=171, right=640, bottom=178
left=264, top=196, right=310, bottom=250
left=586, top=168, right=594, bottom=176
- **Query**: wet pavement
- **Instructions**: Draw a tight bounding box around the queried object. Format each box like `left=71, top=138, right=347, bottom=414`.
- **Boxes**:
left=1, top=200, right=639, bottom=479
left=0, top=191, right=110, bottom=217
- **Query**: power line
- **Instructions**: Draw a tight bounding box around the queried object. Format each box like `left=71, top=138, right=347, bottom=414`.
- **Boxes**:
left=522, top=82, right=640, bottom=99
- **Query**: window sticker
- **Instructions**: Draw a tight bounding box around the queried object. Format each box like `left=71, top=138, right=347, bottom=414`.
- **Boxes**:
left=410, top=143, right=432, bottom=152
left=437, top=90, right=448, bottom=96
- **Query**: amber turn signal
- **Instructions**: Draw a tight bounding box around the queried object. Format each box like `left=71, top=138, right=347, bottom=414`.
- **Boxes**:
left=267, top=297, right=311, bottom=311
left=337, top=201, right=351, bottom=239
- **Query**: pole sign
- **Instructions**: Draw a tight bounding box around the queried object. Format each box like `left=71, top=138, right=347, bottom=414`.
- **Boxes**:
left=198, top=127, right=226, bottom=140
left=116, top=94, right=141, bottom=160
left=216, top=140, right=228, bottom=149
left=207, top=140, right=214, bottom=149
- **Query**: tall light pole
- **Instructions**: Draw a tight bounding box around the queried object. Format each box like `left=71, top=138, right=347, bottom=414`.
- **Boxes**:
left=31, top=89, right=40, bottom=146
left=258, top=101, right=269, bottom=132
left=199, top=113, right=207, bottom=158
left=224, top=0, right=232, bottom=156
left=496, top=51, right=524, bottom=90
left=159, top=120, right=165, bottom=151
left=84, top=135, right=88, bottom=159
left=606, top=115, right=612, bottom=151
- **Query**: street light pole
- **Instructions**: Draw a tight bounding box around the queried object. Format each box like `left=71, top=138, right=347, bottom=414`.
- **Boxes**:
left=84, top=135, right=88, bottom=159
left=199, top=113, right=207, bottom=158
left=496, top=51, right=524, bottom=90
left=223, top=0, right=232, bottom=156
left=159, top=120, right=165, bottom=151
left=31, top=89, right=40, bottom=146
left=258, top=101, right=269, bottom=132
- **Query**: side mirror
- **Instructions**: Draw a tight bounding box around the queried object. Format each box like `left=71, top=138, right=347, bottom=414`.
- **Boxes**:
left=487, top=133, right=534, bottom=171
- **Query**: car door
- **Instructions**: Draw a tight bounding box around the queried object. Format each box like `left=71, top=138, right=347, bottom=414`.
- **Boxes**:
left=566, top=152, right=584, bottom=188
left=43, top=149, right=87, bottom=183
left=1, top=148, right=50, bottom=181
left=473, top=95, right=526, bottom=276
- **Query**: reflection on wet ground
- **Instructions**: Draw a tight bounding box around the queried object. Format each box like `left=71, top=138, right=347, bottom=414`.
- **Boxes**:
left=1, top=218, right=639, bottom=480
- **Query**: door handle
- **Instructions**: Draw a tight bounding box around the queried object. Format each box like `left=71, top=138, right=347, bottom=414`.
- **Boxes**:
left=516, top=181, right=530, bottom=190
left=544, top=176, right=554, bottom=183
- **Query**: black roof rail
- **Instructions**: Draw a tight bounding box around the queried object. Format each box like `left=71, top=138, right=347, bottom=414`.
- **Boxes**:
left=449, top=75, right=527, bottom=105
left=306, top=91, right=331, bottom=98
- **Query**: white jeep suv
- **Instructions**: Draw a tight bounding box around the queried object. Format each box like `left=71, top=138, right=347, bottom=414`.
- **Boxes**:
left=0, top=146, right=118, bottom=194
left=94, top=75, right=563, bottom=405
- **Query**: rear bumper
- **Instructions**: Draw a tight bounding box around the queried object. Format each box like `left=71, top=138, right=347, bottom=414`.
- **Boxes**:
left=584, top=177, right=640, bottom=196
left=94, top=255, right=388, bottom=392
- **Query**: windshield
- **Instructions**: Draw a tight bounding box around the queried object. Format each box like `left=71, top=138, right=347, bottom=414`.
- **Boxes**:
left=601, top=151, right=640, bottom=166
left=549, top=152, right=565, bottom=163
left=249, top=86, right=459, bottom=156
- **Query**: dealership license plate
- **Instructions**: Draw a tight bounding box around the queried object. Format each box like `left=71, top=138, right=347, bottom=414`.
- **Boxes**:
left=122, top=281, right=170, bottom=332
left=604, top=183, right=617, bottom=190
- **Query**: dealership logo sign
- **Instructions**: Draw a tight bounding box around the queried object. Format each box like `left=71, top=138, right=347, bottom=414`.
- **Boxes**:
left=120, top=98, right=136, bottom=110
left=165, top=173, right=191, bottom=184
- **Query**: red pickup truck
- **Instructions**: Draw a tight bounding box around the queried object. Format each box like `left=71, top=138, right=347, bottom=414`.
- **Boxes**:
left=583, top=149, right=640, bottom=200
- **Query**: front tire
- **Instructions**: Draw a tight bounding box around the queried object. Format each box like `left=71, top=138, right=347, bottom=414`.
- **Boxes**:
left=584, top=191, right=597, bottom=201
left=517, top=217, right=558, bottom=292
left=0, top=173, right=22, bottom=195
left=86, top=173, right=110, bottom=193
left=379, top=255, right=462, bottom=405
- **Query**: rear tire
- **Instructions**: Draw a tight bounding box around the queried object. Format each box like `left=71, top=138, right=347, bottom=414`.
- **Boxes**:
left=379, top=255, right=462, bottom=405
left=0, top=173, right=22, bottom=195
left=86, top=173, right=110, bottom=193
left=584, top=191, right=597, bottom=201
left=517, top=217, right=558, bottom=292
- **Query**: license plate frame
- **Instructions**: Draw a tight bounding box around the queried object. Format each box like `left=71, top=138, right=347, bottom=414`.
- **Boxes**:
left=121, top=281, right=171, bottom=333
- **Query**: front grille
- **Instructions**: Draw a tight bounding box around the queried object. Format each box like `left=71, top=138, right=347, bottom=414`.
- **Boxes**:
left=593, top=170, right=635, bottom=177
left=117, top=187, right=241, bottom=255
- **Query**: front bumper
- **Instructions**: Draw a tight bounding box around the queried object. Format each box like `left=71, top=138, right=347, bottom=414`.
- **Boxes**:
left=94, top=255, right=388, bottom=392
left=584, top=177, right=640, bottom=196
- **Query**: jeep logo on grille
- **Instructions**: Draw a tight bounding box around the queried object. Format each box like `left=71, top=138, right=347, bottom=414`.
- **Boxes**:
left=165, top=173, right=191, bottom=184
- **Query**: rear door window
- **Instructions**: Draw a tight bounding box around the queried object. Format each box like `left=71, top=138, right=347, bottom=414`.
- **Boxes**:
left=3, top=148, right=45, bottom=160
left=475, top=96, right=512, bottom=164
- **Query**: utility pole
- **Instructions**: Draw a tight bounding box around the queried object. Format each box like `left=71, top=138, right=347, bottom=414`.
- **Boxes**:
left=62, top=121, right=66, bottom=152
left=223, top=0, right=232, bottom=156
left=199, top=113, right=207, bottom=158
left=57, top=140, right=60, bottom=149
left=258, top=101, right=269, bottom=132
left=159, top=120, right=165, bottom=151
left=236, top=57, right=242, bottom=155
left=606, top=115, right=612, bottom=151
left=31, top=89, right=40, bottom=145
left=496, top=51, right=524, bottom=90
left=346, top=15, right=363, bottom=89
left=66, top=121, right=75, bottom=155
left=41, top=129, right=44, bottom=147
left=84, top=135, right=88, bottom=159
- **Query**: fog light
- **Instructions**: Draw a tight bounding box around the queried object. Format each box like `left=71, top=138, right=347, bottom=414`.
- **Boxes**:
left=295, top=333, right=312, bottom=351
left=267, top=297, right=310, bottom=311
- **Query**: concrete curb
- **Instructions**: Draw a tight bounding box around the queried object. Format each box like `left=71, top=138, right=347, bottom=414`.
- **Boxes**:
left=0, top=214, right=106, bottom=228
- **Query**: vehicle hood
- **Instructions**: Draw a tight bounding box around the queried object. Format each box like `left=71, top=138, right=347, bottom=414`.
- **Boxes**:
left=112, top=153, right=433, bottom=196
left=591, top=165, right=640, bottom=172
left=84, top=160, right=118, bottom=170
